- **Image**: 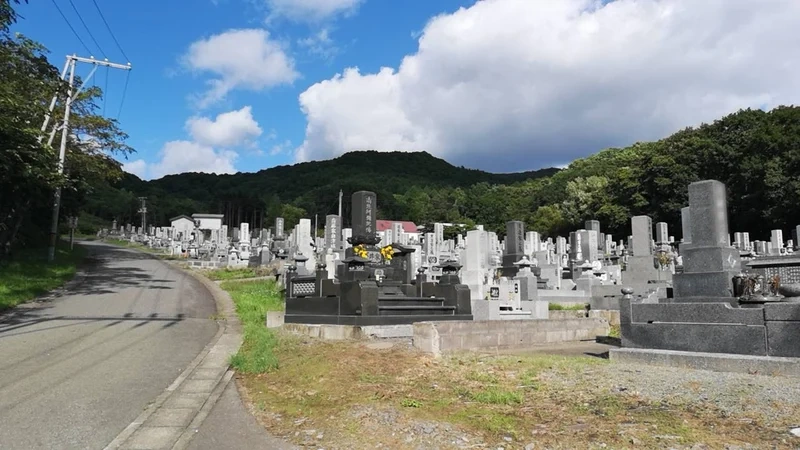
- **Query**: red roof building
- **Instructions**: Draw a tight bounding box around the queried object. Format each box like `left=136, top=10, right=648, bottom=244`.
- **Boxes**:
left=376, top=220, right=419, bottom=233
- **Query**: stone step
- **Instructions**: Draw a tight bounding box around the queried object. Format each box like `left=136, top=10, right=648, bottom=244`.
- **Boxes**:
left=377, top=305, right=456, bottom=316
left=378, top=297, right=446, bottom=307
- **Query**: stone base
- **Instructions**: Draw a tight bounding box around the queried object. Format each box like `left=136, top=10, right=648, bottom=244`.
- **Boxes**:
left=610, top=348, right=800, bottom=378
left=413, top=318, right=610, bottom=357
left=672, top=270, right=739, bottom=299
left=282, top=323, right=414, bottom=340
left=284, top=313, right=473, bottom=326
left=620, top=299, right=800, bottom=357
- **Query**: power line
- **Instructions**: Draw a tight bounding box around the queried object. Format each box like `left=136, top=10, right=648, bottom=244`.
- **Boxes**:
left=66, top=0, right=106, bottom=58
left=48, top=0, right=91, bottom=55
left=116, top=70, right=130, bottom=120
left=102, top=65, right=109, bottom=116
left=89, top=0, right=130, bottom=62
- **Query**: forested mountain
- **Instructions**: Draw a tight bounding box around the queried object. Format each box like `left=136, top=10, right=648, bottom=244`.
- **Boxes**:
left=85, top=151, right=559, bottom=231
left=86, top=106, right=800, bottom=242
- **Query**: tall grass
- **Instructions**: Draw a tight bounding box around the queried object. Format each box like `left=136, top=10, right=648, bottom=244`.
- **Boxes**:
left=221, top=279, right=285, bottom=373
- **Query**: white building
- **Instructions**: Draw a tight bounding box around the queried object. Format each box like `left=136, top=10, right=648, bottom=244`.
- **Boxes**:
left=170, top=215, right=194, bottom=240
left=192, top=213, right=223, bottom=231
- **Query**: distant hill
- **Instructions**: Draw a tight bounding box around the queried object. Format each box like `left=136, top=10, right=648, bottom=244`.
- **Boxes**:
left=84, top=106, right=800, bottom=239
left=93, top=151, right=559, bottom=229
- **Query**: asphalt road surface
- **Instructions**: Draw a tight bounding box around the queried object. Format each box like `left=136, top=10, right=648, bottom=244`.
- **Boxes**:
left=0, top=241, right=218, bottom=449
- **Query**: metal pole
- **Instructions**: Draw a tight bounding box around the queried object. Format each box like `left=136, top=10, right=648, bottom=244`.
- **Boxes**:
left=47, top=57, right=77, bottom=262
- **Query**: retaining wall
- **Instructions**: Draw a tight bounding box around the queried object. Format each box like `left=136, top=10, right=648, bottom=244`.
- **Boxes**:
left=413, top=318, right=609, bottom=357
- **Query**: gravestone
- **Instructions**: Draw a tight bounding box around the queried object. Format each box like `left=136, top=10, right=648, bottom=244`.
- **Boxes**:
left=585, top=220, right=600, bottom=234
left=392, top=222, right=405, bottom=245
left=501, top=221, right=525, bottom=276
left=631, top=216, right=653, bottom=256
left=434, top=223, right=444, bottom=252
left=681, top=207, right=691, bottom=243
left=285, top=191, right=472, bottom=325
left=656, top=222, right=669, bottom=244
left=325, top=214, right=340, bottom=249
left=770, top=229, right=783, bottom=255
left=351, top=191, right=378, bottom=245
left=672, top=180, right=741, bottom=301
left=275, top=217, right=284, bottom=238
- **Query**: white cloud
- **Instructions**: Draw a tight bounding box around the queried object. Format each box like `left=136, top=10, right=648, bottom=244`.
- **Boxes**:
left=123, top=159, right=147, bottom=178
left=269, top=139, right=293, bottom=156
left=124, top=142, right=239, bottom=180
left=184, top=29, right=298, bottom=108
left=149, top=141, right=238, bottom=179
left=265, top=0, right=362, bottom=22
left=295, top=0, right=800, bottom=171
left=298, top=28, right=339, bottom=60
left=186, top=106, right=263, bottom=147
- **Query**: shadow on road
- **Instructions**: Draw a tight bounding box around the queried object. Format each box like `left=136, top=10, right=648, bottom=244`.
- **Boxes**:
left=0, top=243, right=187, bottom=339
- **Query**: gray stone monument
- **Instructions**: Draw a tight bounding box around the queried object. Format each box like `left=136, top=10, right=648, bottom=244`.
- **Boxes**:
left=672, top=180, right=741, bottom=301
left=324, top=214, right=339, bottom=249
left=655, top=222, right=669, bottom=244
left=631, top=216, right=653, bottom=256
left=275, top=217, right=284, bottom=238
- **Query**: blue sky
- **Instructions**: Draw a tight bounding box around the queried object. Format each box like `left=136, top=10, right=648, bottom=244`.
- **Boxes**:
left=12, top=0, right=800, bottom=178
left=14, top=0, right=476, bottom=177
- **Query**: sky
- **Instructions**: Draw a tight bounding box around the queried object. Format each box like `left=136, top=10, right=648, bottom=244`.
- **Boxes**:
left=13, top=0, right=800, bottom=179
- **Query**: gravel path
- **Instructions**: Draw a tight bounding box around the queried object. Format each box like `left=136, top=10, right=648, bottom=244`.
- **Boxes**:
left=547, top=363, right=800, bottom=427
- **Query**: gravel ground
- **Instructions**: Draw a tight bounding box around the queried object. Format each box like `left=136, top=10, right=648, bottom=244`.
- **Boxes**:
left=546, top=363, right=800, bottom=428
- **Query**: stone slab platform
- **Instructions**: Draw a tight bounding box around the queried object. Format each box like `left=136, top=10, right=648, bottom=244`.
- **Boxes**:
left=413, top=318, right=610, bottom=357
left=284, top=313, right=473, bottom=326
left=610, top=348, right=800, bottom=378
left=283, top=323, right=414, bottom=340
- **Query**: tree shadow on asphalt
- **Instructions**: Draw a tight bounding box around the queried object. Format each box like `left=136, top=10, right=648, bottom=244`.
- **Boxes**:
left=0, top=244, right=186, bottom=338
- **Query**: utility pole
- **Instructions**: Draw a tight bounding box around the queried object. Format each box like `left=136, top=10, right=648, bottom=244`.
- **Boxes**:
left=138, top=197, right=147, bottom=234
left=338, top=189, right=343, bottom=218
left=45, top=55, right=131, bottom=261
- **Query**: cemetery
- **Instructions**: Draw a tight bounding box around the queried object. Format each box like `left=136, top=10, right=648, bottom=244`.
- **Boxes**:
left=99, top=178, right=800, bottom=365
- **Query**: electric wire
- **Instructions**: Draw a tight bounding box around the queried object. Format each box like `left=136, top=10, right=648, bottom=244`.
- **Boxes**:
left=48, top=0, right=91, bottom=55
left=89, top=0, right=130, bottom=62
left=66, top=0, right=106, bottom=58
left=102, top=65, right=109, bottom=116
left=116, top=70, right=130, bottom=120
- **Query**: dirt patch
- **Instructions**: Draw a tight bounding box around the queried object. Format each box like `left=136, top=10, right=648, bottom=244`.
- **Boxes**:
left=237, top=333, right=800, bottom=449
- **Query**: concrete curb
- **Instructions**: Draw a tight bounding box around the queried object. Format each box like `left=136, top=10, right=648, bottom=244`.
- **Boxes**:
left=610, top=347, right=800, bottom=378
left=101, top=243, right=244, bottom=450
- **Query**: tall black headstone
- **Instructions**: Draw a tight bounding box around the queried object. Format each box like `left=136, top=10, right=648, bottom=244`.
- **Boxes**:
left=350, top=191, right=379, bottom=246
left=501, top=221, right=525, bottom=276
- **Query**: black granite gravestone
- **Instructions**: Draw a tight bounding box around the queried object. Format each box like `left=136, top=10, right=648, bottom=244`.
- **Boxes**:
left=284, top=191, right=472, bottom=325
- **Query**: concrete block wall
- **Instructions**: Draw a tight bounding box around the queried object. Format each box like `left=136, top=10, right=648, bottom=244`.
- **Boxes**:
left=413, top=318, right=610, bottom=357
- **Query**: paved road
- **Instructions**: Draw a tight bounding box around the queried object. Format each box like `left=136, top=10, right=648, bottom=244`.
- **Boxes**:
left=0, top=241, right=218, bottom=449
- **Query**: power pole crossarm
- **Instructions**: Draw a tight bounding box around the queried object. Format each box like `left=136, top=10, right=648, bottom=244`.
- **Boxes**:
left=71, top=55, right=132, bottom=70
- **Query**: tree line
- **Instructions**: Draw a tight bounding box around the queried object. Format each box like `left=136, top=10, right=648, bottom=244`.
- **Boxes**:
left=94, top=106, right=800, bottom=242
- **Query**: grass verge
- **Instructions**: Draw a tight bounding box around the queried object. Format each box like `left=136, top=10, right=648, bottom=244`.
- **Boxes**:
left=548, top=302, right=587, bottom=311
left=221, top=279, right=285, bottom=373
left=205, top=266, right=275, bottom=281
left=0, top=241, right=87, bottom=311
